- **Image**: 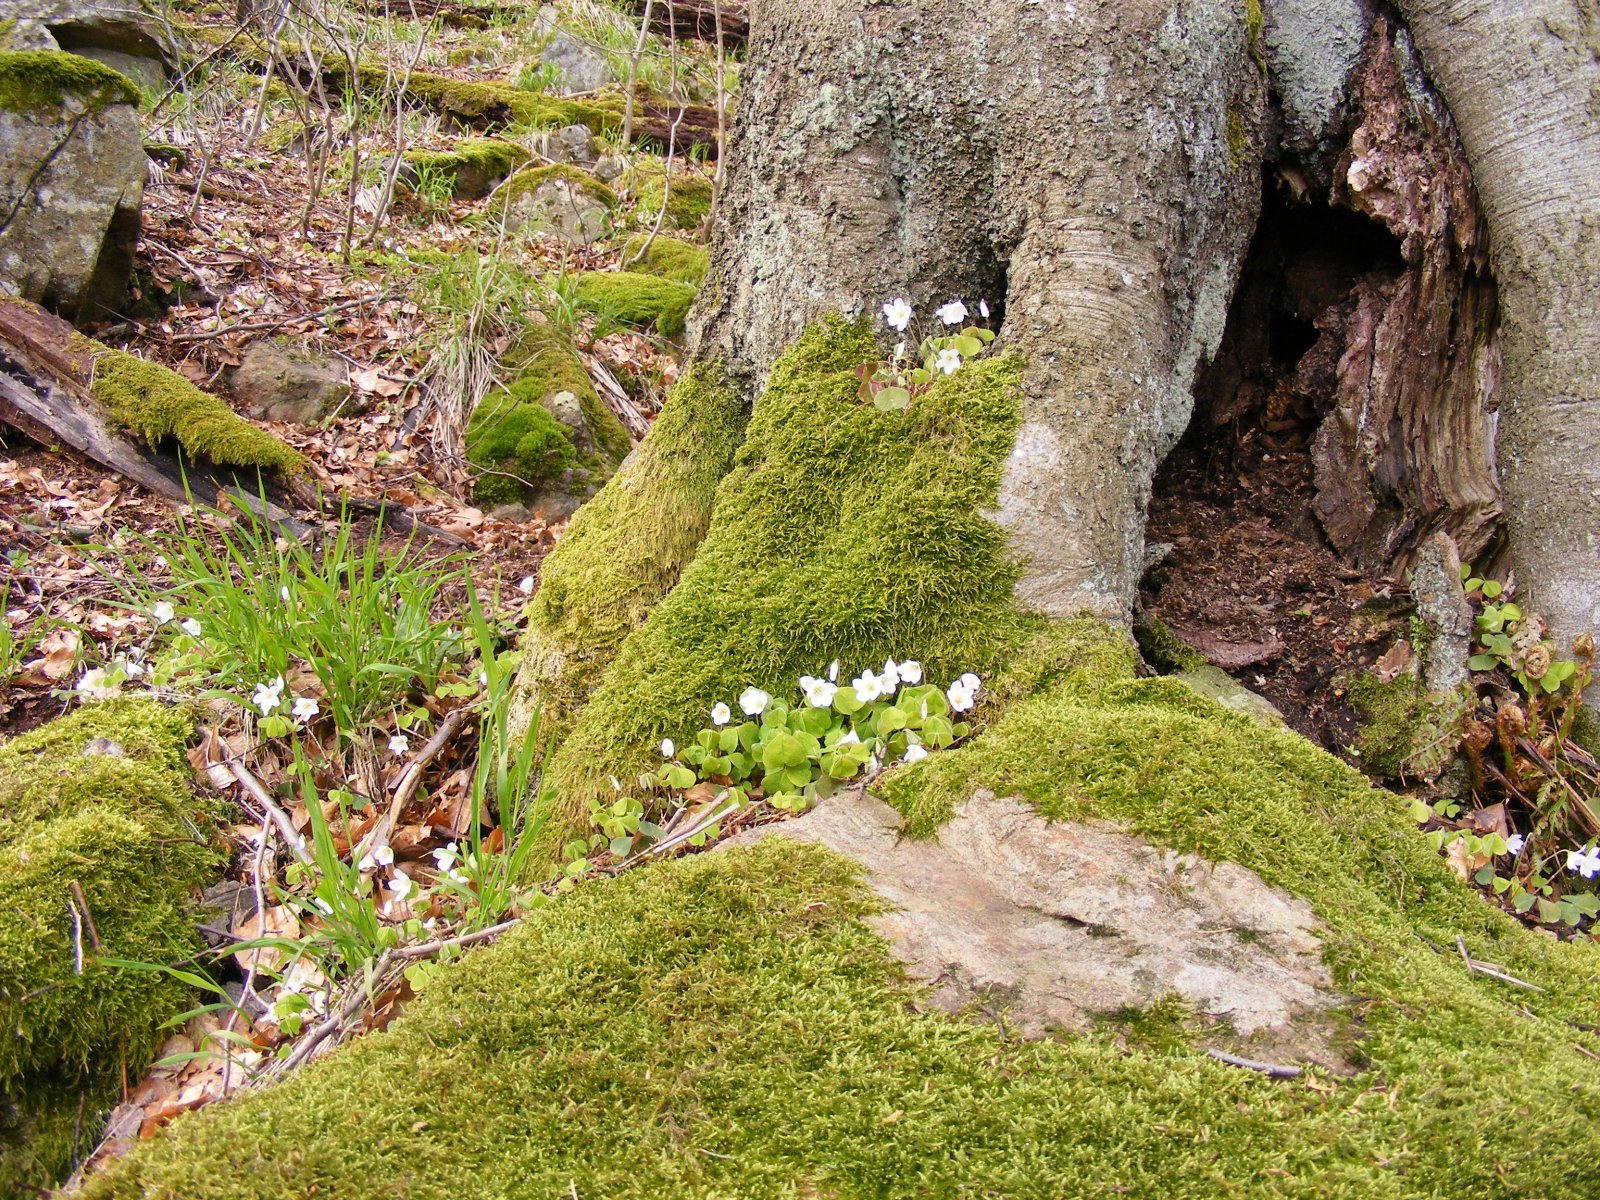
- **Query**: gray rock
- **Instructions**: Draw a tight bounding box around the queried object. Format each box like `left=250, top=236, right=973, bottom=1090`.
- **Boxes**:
left=499, top=173, right=611, bottom=244
left=591, top=151, right=626, bottom=183
left=227, top=338, right=350, bottom=425
left=0, top=51, right=146, bottom=320
left=1176, top=665, right=1287, bottom=728
left=535, top=29, right=614, bottom=96
left=729, top=788, right=1343, bottom=1046
left=0, top=0, right=178, bottom=91
left=1410, top=531, right=1474, bottom=692
left=532, top=123, right=599, bottom=166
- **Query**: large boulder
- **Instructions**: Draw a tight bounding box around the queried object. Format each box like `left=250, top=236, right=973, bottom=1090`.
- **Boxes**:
left=535, top=29, right=615, bottom=96
left=0, top=0, right=177, bottom=98
left=0, top=51, right=145, bottom=321
left=491, top=164, right=616, bottom=244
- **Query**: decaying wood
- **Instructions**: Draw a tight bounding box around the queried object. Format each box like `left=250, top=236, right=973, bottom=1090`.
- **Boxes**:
left=0, top=298, right=313, bottom=538
left=625, top=0, right=748, bottom=48
left=1310, top=17, right=1502, bottom=572
left=581, top=351, right=650, bottom=440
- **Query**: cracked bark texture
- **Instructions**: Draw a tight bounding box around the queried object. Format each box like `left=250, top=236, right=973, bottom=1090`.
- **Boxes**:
left=692, top=0, right=1267, bottom=623
left=1393, top=0, right=1600, bottom=662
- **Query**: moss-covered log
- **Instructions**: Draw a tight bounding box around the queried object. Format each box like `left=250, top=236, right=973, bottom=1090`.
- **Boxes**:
left=0, top=701, right=221, bottom=1197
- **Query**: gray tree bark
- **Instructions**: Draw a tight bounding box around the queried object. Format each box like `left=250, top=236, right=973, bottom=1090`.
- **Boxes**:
left=692, top=0, right=1267, bottom=624
left=1394, top=0, right=1600, bottom=660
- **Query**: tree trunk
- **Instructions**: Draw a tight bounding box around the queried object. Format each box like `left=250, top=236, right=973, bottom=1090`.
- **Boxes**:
left=1394, top=0, right=1600, bottom=662
left=693, top=0, right=1267, bottom=624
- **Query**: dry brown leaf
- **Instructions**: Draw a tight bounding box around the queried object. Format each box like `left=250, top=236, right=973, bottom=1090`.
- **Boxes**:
left=32, top=627, right=80, bottom=679
left=232, top=904, right=301, bottom=976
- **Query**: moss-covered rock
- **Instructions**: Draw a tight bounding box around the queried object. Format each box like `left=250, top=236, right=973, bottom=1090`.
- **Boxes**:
left=491, top=164, right=617, bottom=243
left=335, top=63, right=622, bottom=134
left=571, top=270, right=697, bottom=336
left=0, top=701, right=222, bottom=1196
left=0, top=49, right=139, bottom=112
left=537, top=319, right=1034, bottom=842
left=464, top=322, right=630, bottom=516
left=400, top=137, right=529, bottom=200
left=88, top=346, right=306, bottom=476
left=621, top=233, right=708, bottom=285
left=626, top=161, right=713, bottom=230
left=80, top=815, right=1600, bottom=1198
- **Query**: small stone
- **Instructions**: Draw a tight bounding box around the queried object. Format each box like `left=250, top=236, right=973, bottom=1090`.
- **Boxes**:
left=535, top=29, right=615, bottom=95
left=227, top=338, right=350, bottom=425
left=79, top=736, right=125, bottom=757
left=487, top=502, right=534, bottom=524
left=591, top=152, right=626, bottom=183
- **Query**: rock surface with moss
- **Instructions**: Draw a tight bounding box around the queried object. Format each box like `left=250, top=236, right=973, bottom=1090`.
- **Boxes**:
left=0, top=701, right=221, bottom=1197
left=399, top=137, right=529, bottom=200
left=464, top=322, right=630, bottom=519
left=0, top=50, right=145, bottom=320
left=492, top=164, right=617, bottom=244
left=622, top=233, right=709, bottom=285
left=626, top=161, right=714, bottom=231
left=571, top=270, right=697, bottom=336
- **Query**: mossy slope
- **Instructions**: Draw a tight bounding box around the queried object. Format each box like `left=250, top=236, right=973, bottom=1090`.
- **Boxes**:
left=571, top=270, right=696, bottom=336
left=0, top=701, right=221, bottom=1196
left=540, top=318, right=1033, bottom=841
left=626, top=161, right=714, bottom=229
left=84, top=826, right=1600, bottom=1199
left=622, top=233, right=709, bottom=285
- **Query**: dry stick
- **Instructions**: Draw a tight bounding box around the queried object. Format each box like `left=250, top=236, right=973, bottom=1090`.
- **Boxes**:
left=623, top=103, right=684, bottom=269
left=67, top=881, right=102, bottom=953
left=1204, top=1049, right=1302, bottom=1079
left=709, top=0, right=727, bottom=214
left=229, top=760, right=314, bottom=865
left=67, top=896, right=85, bottom=976
left=163, top=290, right=392, bottom=343
left=1455, top=935, right=1545, bottom=992
left=364, top=6, right=439, bottom=248
left=361, top=706, right=472, bottom=857
left=621, top=0, right=656, bottom=149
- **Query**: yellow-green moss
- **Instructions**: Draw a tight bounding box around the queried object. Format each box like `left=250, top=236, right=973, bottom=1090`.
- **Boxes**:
left=621, top=233, right=709, bottom=285
left=337, top=63, right=622, bottom=134
left=402, top=136, right=529, bottom=190
left=87, top=347, right=304, bottom=477
left=464, top=322, right=629, bottom=508
left=627, top=161, right=714, bottom=230
left=513, top=365, right=746, bottom=734
left=0, top=701, right=222, bottom=1194
left=1346, top=673, right=1465, bottom=780
left=539, top=319, right=1032, bottom=844
left=572, top=271, right=696, bottom=336
left=1133, top=611, right=1207, bottom=673
left=82, top=819, right=1600, bottom=1199
left=0, top=50, right=139, bottom=113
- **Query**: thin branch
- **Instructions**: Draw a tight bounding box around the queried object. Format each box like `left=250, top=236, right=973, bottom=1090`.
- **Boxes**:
left=229, top=760, right=314, bottom=865
left=1204, top=1049, right=1302, bottom=1078
left=68, top=881, right=103, bottom=953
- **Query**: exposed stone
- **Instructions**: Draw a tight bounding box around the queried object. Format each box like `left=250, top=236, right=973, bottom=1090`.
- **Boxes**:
left=226, top=338, right=350, bottom=425
left=0, top=50, right=145, bottom=321
left=0, top=0, right=177, bottom=95
left=1261, top=0, right=1376, bottom=169
left=497, top=167, right=613, bottom=244
left=1409, top=530, right=1474, bottom=692
left=1176, top=665, right=1287, bottom=728
left=729, top=788, right=1342, bottom=1045
left=531, top=122, right=599, bottom=166
left=535, top=29, right=614, bottom=96
left=591, top=151, right=626, bottom=183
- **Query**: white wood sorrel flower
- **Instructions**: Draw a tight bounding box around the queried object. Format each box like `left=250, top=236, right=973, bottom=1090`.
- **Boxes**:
left=882, top=298, right=913, bottom=331
left=935, top=347, right=963, bottom=375
left=738, top=687, right=769, bottom=716
left=801, top=676, right=838, bottom=707
left=711, top=702, right=732, bottom=726
left=936, top=299, right=968, bottom=326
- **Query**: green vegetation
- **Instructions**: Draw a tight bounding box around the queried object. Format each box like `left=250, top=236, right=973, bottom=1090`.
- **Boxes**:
left=572, top=270, right=696, bottom=336
left=1133, top=612, right=1207, bottom=673
left=628, top=162, right=714, bottom=229
left=335, top=63, right=623, bottom=133
left=82, top=824, right=1600, bottom=1199
left=494, top=162, right=618, bottom=210
left=88, top=347, right=304, bottom=477
left=622, top=234, right=709, bottom=285
left=0, top=49, right=139, bottom=113
left=0, top=702, right=220, bottom=1196
left=1347, top=673, right=1462, bottom=779
left=401, top=137, right=529, bottom=196
left=538, top=319, right=1030, bottom=843
left=464, top=322, right=629, bottom=508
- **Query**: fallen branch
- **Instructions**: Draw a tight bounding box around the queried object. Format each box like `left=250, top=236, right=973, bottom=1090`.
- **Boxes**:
left=1456, top=935, right=1545, bottom=992
left=229, top=761, right=314, bottom=866
left=1204, top=1049, right=1302, bottom=1079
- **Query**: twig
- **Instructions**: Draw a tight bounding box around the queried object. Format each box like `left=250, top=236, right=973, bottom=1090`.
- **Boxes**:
left=67, top=895, right=85, bottom=976
left=1455, top=935, right=1545, bottom=991
left=360, top=707, right=472, bottom=858
left=161, top=292, right=391, bottom=343
left=1204, top=1049, right=1302, bottom=1078
left=229, top=760, right=314, bottom=865
left=393, top=918, right=518, bottom=960
left=68, top=881, right=102, bottom=953
left=269, top=949, right=395, bottom=1075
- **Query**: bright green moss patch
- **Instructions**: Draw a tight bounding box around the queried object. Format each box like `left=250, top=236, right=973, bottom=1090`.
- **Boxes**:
left=337, top=64, right=621, bottom=133
left=89, top=347, right=305, bottom=477
left=572, top=270, right=696, bottom=336
left=512, top=365, right=746, bottom=734
left=1346, top=673, right=1465, bottom=780
left=402, top=137, right=528, bottom=195
left=622, top=233, right=709, bottom=285
left=464, top=323, right=629, bottom=508
left=628, top=162, right=714, bottom=229
left=541, top=319, right=1032, bottom=841
left=0, top=50, right=139, bottom=113
left=84, top=836, right=1600, bottom=1198
left=1133, top=611, right=1206, bottom=673
left=0, top=701, right=222, bottom=1193
left=491, top=162, right=618, bottom=216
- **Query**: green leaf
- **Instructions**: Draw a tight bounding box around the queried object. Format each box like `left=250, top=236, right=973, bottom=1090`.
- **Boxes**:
left=873, top=386, right=911, bottom=412
left=832, top=686, right=863, bottom=715
left=666, top=765, right=696, bottom=790
left=719, top=727, right=740, bottom=752
left=1513, top=891, right=1538, bottom=913
left=1481, top=579, right=1502, bottom=599
left=1467, top=654, right=1499, bottom=672
left=609, top=835, right=635, bottom=859
left=876, top=707, right=908, bottom=734
left=972, top=327, right=996, bottom=343
left=1536, top=897, right=1563, bottom=924
left=762, top=732, right=808, bottom=770
left=954, top=334, right=983, bottom=357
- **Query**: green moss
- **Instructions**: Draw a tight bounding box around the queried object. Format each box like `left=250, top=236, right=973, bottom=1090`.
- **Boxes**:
left=540, top=319, right=1032, bottom=843
left=464, top=323, right=630, bottom=508
left=1133, top=611, right=1207, bottom=673
left=339, top=63, right=621, bottom=134
left=628, top=161, right=714, bottom=229
left=572, top=271, right=697, bottom=336
left=621, top=234, right=709, bottom=285
left=83, top=830, right=1600, bottom=1199
left=88, top=347, right=304, bottom=477
left=0, top=50, right=139, bottom=113
left=402, top=136, right=528, bottom=192
left=0, top=702, right=222, bottom=1193
left=1346, top=674, right=1464, bottom=780
left=513, top=366, right=746, bottom=733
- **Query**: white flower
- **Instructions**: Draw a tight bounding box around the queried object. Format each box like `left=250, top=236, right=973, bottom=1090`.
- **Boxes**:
left=936, top=299, right=968, bottom=326
left=935, top=347, right=962, bottom=375
left=76, top=667, right=121, bottom=700
left=180, top=617, right=202, bottom=637
left=388, top=733, right=409, bottom=756
left=947, top=680, right=976, bottom=713
left=387, top=872, right=414, bottom=902
left=902, top=744, right=928, bottom=763
left=880, top=659, right=901, bottom=692
left=827, top=660, right=840, bottom=683
left=517, top=575, right=535, bottom=594
left=119, top=651, right=144, bottom=679
left=1505, top=833, right=1525, bottom=856
left=1568, top=845, right=1600, bottom=879
left=711, top=702, right=732, bottom=727
left=979, top=299, right=990, bottom=319
left=358, top=844, right=395, bottom=872
left=292, top=696, right=320, bottom=722
left=609, top=774, right=622, bottom=792
left=882, top=298, right=913, bottom=331
left=311, top=897, right=334, bottom=916
left=738, top=686, right=769, bottom=716
left=899, top=659, right=923, bottom=685
left=852, top=670, right=883, bottom=703
left=279, top=585, right=291, bottom=602
left=661, top=737, right=676, bottom=758
left=893, top=340, right=906, bottom=360
left=152, top=601, right=175, bottom=625
left=252, top=676, right=285, bottom=715
left=803, top=677, right=838, bottom=707
left=432, top=842, right=459, bottom=871
left=838, top=730, right=860, bottom=745
left=448, top=869, right=470, bottom=885
left=959, top=672, right=981, bottom=694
